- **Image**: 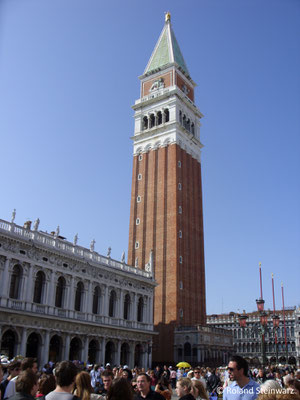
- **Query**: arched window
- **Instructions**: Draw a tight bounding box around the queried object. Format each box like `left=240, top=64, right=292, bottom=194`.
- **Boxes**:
left=9, top=264, right=22, bottom=299
left=186, top=118, right=190, bottom=131
left=55, top=277, right=65, bottom=308
left=149, top=114, right=155, bottom=128
left=184, top=342, right=191, bottom=357
left=137, top=297, right=144, bottom=322
left=179, top=110, right=182, bottom=124
left=92, top=286, right=101, bottom=314
left=157, top=111, right=162, bottom=125
left=291, top=327, right=294, bottom=337
left=191, top=122, right=195, bottom=135
left=75, top=281, right=84, bottom=311
left=33, top=271, right=45, bottom=304
left=164, top=109, right=169, bottom=123
left=109, top=290, right=116, bottom=317
left=143, top=116, right=148, bottom=130
left=182, top=114, right=186, bottom=129
left=124, top=294, right=130, bottom=320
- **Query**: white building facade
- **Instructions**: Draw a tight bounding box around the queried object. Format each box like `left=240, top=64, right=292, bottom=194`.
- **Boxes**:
left=0, top=217, right=156, bottom=368
left=207, top=309, right=299, bottom=366
left=174, top=325, right=233, bottom=367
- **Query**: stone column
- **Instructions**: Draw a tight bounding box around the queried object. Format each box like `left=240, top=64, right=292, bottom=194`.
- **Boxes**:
left=25, top=264, right=34, bottom=305
left=68, top=276, right=75, bottom=315
left=87, top=281, right=93, bottom=315
left=47, top=270, right=56, bottom=311
left=128, top=342, right=135, bottom=368
left=20, top=328, right=27, bottom=356
left=83, top=336, right=89, bottom=363
left=41, top=331, right=50, bottom=367
left=116, top=340, right=121, bottom=366
left=64, top=334, right=71, bottom=360
left=103, top=286, right=108, bottom=316
left=101, top=337, right=106, bottom=366
left=132, top=294, right=137, bottom=325
left=197, top=347, right=201, bottom=363
left=148, top=342, right=152, bottom=369
left=119, top=290, right=124, bottom=320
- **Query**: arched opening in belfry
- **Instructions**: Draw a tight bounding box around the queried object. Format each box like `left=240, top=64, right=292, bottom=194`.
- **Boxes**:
left=149, top=114, right=155, bottom=128
left=164, top=108, right=169, bottom=122
left=143, top=116, right=148, bottom=130
left=157, top=111, right=162, bottom=125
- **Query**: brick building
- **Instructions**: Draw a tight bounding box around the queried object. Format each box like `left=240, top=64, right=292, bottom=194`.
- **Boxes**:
left=128, top=13, right=206, bottom=363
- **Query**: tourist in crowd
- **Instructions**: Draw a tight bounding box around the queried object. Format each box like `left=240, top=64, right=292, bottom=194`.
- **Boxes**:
left=206, top=369, right=220, bottom=396
left=259, top=379, right=282, bottom=394
left=170, top=368, right=177, bottom=389
left=1, top=361, right=21, bottom=399
left=154, top=375, right=172, bottom=400
left=8, top=370, right=38, bottom=400
left=135, top=373, right=165, bottom=400
left=191, top=368, right=207, bottom=391
left=223, top=356, right=260, bottom=400
left=74, top=371, right=103, bottom=400
left=175, top=378, right=194, bottom=400
left=90, top=365, right=102, bottom=392
left=107, top=378, right=133, bottom=400
left=45, top=361, right=78, bottom=400
left=191, top=380, right=208, bottom=400
left=256, top=369, right=266, bottom=385
left=122, top=369, right=133, bottom=382
left=35, top=374, right=56, bottom=399
left=4, top=359, right=38, bottom=400
left=274, top=370, right=283, bottom=388
left=0, top=364, right=3, bottom=400
left=149, top=371, right=157, bottom=391
left=98, top=371, right=114, bottom=398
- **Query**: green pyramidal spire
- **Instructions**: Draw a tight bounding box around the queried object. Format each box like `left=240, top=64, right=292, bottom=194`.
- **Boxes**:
left=144, top=12, right=190, bottom=77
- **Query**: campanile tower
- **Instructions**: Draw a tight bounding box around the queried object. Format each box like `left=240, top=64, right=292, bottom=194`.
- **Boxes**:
left=128, top=13, right=206, bottom=363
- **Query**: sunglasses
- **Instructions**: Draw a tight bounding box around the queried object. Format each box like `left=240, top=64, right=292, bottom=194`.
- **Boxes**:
left=227, top=367, right=236, bottom=372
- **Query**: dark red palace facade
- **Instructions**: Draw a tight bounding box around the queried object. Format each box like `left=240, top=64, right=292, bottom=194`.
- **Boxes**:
left=128, top=13, right=206, bottom=364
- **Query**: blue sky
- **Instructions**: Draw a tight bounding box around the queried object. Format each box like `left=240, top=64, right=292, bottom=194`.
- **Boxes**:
left=0, top=0, right=299, bottom=315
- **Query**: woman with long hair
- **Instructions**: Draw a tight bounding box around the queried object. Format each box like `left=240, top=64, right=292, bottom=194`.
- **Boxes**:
left=74, top=371, right=102, bottom=400
left=155, top=376, right=172, bottom=400
left=191, top=380, right=208, bottom=400
left=107, top=378, right=133, bottom=400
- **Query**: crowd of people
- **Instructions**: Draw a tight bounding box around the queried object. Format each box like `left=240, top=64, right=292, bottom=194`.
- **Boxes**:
left=0, top=355, right=299, bottom=400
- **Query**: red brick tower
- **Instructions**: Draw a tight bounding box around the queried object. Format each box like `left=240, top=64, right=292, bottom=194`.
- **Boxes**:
left=128, top=13, right=206, bottom=364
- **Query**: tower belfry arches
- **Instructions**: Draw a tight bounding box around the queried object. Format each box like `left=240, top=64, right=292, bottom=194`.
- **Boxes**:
left=128, top=14, right=206, bottom=364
